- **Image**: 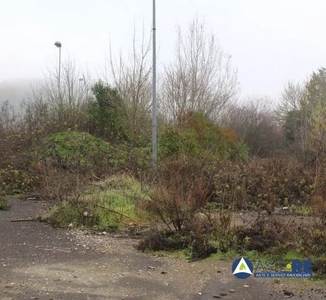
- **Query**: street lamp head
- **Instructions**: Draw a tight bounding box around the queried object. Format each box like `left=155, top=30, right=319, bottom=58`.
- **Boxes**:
left=54, top=41, right=62, bottom=48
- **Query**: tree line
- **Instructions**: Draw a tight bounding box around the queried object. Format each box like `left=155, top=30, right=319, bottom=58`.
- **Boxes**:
left=1, top=19, right=326, bottom=195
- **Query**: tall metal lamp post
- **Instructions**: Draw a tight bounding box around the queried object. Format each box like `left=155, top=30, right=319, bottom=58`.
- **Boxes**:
left=54, top=41, right=62, bottom=99
left=152, top=0, right=157, bottom=168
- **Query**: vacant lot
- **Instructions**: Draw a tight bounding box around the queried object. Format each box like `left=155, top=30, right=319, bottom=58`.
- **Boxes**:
left=1, top=199, right=326, bottom=300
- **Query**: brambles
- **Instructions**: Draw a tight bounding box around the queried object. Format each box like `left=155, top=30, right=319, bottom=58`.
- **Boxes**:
left=0, top=166, right=36, bottom=195
left=146, top=158, right=214, bottom=232
left=135, top=155, right=326, bottom=259
left=138, top=158, right=219, bottom=258
left=212, top=157, right=314, bottom=212
left=235, top=215, right=293, bottom=253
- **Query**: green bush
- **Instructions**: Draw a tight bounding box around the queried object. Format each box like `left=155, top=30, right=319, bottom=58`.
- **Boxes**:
left=159, top=110, right=248, bottom=163
left=87, top=81, right=128, bottom=142
left=0, top=164, right=38, bottom=196
left=34, top=131, right=127, bottom=174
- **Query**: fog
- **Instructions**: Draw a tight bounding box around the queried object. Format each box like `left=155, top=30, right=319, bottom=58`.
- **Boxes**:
left=0, top=79, right=35, bottom=108
left=2, top=0, right=326, bottom=106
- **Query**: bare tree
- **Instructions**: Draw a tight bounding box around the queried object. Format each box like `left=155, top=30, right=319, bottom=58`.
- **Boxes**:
left=276, top=81, right=303, bottom=122
left=222, top=97, right=282, bottom=157
left=161, top=19, right=239, bottom=122
left=105, top=29, right=152, bottom=144
left=275, top=81, right=312, bottom=157
left=32, top=59, right=92, bottom=109
left=24, top=59, right=93, bottom=132
left=0, top=100, right=19, bottom=134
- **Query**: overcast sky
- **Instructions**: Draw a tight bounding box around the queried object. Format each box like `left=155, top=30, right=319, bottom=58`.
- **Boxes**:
left=1, top=0, right=326, bottom=105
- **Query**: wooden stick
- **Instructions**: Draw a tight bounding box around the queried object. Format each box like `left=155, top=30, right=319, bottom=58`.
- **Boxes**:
left=10, top=217, right=39, bottom=222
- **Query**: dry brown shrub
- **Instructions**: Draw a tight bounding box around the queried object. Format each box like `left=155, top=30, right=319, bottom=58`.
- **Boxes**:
left=235, top=215, right=295, bottom=253
left=33, top=160, right=91, bottom=203
left=213, top=157, right=314, bottom=211
left=147, top=158, right=214, bottom=232
left=138, top=158, right=218, bottom=258
left=311, top=195, right=326, bottom=217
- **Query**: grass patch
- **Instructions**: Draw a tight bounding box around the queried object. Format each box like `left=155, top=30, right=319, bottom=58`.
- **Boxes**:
left=144, top=248, right=192, bottom=260
left=43, top=174, right=152, bottom=230
left=289, top=204, right=313, bottom=216
left=42, top=201, right=82, bottom=227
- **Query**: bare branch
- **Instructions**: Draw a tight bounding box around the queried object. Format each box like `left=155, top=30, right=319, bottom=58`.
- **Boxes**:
left=161, top=19, right=239, bottom=122
left=106, top=28, right=152, bottom=142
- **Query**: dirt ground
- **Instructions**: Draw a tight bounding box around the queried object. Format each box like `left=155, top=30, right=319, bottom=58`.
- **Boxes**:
left=1, top=199, right=326, bottom=300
